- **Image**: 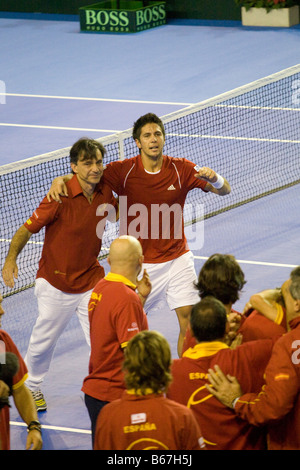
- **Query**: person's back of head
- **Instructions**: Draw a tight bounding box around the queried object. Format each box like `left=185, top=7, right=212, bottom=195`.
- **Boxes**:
left=123, top=330, right=172, bottom=395
left=196, top=254, right=246, bottom=306
left=190, top=296, right=227, bottom=343
left=107, top=235, right=143, bottom=280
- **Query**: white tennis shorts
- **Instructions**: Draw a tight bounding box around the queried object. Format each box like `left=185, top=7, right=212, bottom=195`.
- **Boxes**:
left=142, top=251, right=199, bottom=313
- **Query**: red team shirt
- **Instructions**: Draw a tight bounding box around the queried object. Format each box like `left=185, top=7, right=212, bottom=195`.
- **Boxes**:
left=94, top=390, right=205, bottom=450
left=103, top=155, right=208, bottom=263
left=182, top=305, right=287, bottom=353
left=167, top=339, right=275, bottom=450
left=81, top=273, right=148, bottom=402
left=235, top=316, right=300, bottom=450
left=23, top=175, right=116, bottom=293
left=238, top=304, right=287, bottom=342
left=0, top=330, right=28, bottom=450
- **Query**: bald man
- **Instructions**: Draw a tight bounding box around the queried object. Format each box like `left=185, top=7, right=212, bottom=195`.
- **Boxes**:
left=81, top=236, right=151, bottom=446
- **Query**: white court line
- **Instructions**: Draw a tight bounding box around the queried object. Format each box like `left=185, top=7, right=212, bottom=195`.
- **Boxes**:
left=0, top=122, right=118, bottom=133
left=10, top=420, right=91, bottom=435
left=0, top=92, right=192, bottom=107
left=0, top=238, right=43, bottom=245
left=194, top=255, right=297, bottom=269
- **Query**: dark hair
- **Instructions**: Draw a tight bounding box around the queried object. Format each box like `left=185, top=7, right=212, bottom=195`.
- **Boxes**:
left=69, top=138, right=106, bottom=167
left=196, top=254, right=246, bottom=305
left=132, top=113, right=165, bottom=141
left=123, top=330, right=172, bottom=394
left=290, top=266, right=300, bottom=300
left=190, top=297, right=227, bottom=342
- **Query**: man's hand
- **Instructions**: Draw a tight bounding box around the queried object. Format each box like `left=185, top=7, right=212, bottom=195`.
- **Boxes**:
left=194, top=166, right=231, bottom=196
left=46, top=176, right=69, bottom=203
left=227, top=333, right=243, bottom=349
left=2, top=259, right=18, bottom=288
left=206, top=365, right=243, bottom=408
left=225, top=312, right=242, bottom=346
left=136, top=269, right=152, bottom=306
left=0, top=380, right=10, bottom=400
left=194, top=166, right=218, bottom=184
left=2, top=225, right=32, bottom=288
left=26, top=429, right=43, bottom=450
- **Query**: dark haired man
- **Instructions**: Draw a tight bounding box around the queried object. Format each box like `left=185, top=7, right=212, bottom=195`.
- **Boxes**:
left=48, top=113, right=231, bottom=357
left=167, top=296, right=276, bottom=450
left=2, top=138, right=117, bottom=411
left=183, top=253, right=287, bottom=351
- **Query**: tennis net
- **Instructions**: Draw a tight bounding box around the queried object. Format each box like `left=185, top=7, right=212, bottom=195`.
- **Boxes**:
left=1, top=64, right=300, bottom=352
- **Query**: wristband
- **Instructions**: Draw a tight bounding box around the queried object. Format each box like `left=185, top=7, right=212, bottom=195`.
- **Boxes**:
left=231, top=397, right=240, bottom=409
left=27, top=420, right=42, bottom=433
left=211, top=173, right=224, bottom=189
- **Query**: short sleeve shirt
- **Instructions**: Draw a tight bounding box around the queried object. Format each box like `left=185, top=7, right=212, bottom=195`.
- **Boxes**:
left=24, top=175, right=117, bottom=293
left=103, top=155, right=207, bottom=263
left=82, top=273, right=148, bottom=401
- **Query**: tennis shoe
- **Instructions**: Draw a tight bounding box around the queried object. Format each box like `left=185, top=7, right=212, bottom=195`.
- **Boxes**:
left=31, top=390, right=47, bottom=412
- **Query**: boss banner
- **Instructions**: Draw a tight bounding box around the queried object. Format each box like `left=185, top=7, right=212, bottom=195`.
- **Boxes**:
left=79, top=1, right=166, bottom=33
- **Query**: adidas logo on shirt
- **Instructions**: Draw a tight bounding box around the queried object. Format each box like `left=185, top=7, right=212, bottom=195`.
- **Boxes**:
left=167, top=185, right=176, bottom=190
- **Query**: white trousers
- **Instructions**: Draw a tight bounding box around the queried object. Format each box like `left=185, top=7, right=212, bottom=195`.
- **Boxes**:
left=25, top=278, right=92, bottom=391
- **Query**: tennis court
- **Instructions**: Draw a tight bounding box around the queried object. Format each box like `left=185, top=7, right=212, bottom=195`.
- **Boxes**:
left=0, top=14, right=300, bottom=450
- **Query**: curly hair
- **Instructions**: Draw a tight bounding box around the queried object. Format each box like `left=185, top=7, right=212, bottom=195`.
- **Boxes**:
left=196, top=253, right=246, bottom=305
left=123, top=330, right=172, bottom=395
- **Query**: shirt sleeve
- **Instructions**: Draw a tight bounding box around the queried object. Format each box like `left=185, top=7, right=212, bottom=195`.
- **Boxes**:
left=115, top=296, right=148, bottom=349
left=181, top=158, right=209, bottom=192
left=102, top=161, right=124, bottom=195
left=235, top=335, right=299, bottom=426
left=24, top=197, right=60, bottom=234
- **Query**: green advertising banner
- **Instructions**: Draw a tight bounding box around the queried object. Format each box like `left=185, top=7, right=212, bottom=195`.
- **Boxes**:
left=79, top=1, right=166, bottom=33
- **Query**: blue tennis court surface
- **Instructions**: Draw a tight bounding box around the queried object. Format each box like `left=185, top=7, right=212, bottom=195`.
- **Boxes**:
left=1, top=14, right=300, bottom=450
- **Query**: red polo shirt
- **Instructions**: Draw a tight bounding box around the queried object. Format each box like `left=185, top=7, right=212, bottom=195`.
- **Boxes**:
left=238, top=304, right=287, bottom=342
left=24, top=175, right=116, bottom=293
left=82, top=273, right=148, bottom=402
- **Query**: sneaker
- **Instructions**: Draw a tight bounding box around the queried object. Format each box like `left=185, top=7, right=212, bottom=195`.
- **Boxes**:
left=31, top=390, right=47, bottom=412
